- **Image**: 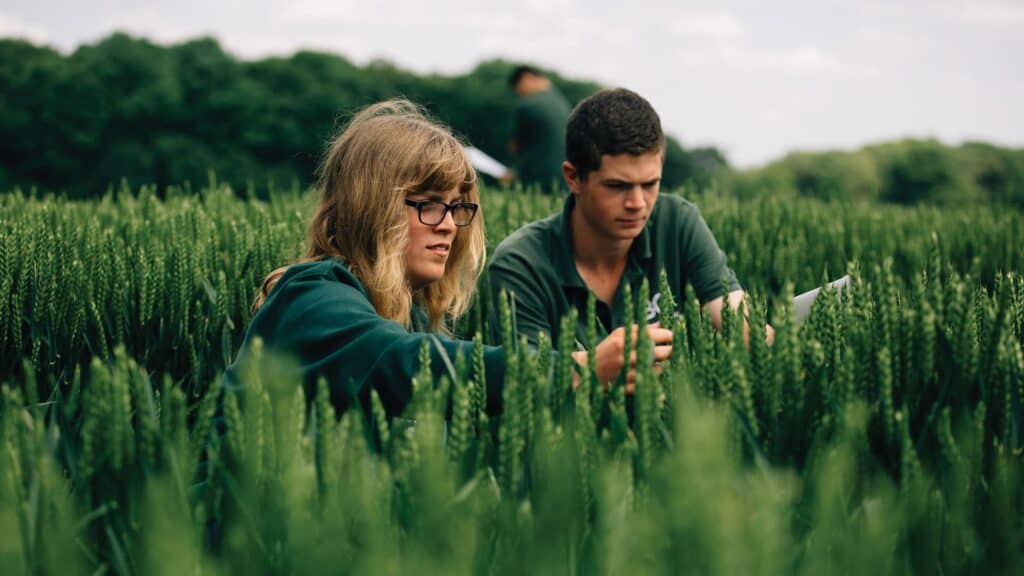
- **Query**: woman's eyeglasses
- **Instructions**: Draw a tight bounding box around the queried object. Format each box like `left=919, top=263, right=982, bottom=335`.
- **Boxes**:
left=405, top=199, right=479, bottom=227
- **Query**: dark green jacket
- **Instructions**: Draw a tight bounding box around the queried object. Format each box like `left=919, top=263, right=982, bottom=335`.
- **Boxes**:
left=488, top=193, right=741, bottom=347
left=514, top=88, right=571, bottom=192
left=225, top=258, right=505, bottom=417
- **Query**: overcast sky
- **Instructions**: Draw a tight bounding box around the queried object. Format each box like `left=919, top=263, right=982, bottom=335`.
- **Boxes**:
left=2, top=0, right=1021, bottom=167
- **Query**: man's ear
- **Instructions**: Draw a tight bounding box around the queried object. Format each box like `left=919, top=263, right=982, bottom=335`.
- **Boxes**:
left=562, top=161, right=581, bottom=194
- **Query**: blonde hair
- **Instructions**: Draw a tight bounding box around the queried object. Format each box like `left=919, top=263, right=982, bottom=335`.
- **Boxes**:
left=253, top=99, right=485, bottom=332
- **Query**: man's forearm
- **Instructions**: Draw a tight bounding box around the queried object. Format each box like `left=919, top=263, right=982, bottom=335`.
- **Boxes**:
left=702, top=289, right=774, bottom=347
left=702, top=289, right=747, bottom=330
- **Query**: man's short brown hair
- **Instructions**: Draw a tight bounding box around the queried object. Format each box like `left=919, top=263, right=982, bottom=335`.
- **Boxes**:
left=565, top=88, right=665, bottom=180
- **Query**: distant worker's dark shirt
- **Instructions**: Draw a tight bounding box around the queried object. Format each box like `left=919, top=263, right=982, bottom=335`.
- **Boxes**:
left=514, top=88, right=571, bottom=193
left=487, top=194, right=741, bottom=347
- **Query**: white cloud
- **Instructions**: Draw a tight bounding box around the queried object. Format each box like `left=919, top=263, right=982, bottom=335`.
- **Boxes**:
left=522, top=0, right=575, bottom=18
left=281, top=0, right=361, bottom=22
left=943, top=0, right=1024, bottom=26
left=671, top=9, right=744, bottom=41
left=765, top=45, right=840, bottom=74
left=677, top=42, right=841, bottom=76
left=669, top=9, right=842, bottom=76
left=0, top=11, right=49, bottom=44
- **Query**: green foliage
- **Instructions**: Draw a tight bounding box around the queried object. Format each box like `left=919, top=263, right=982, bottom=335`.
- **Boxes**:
left=0, top=180, right=1022, bottom=573
left=0, top=182, right=306, bottom=391
left=733, top=137, right=1024, bottom=207
left=0, top=35, right=714, bottom=198
left=876, top=139, right=964, bottom=204
left=5, top=34, right=1021, bottom=206
left=735, top=149, right=880, bottom=202
left=957, top=141, right=1024, bottom=208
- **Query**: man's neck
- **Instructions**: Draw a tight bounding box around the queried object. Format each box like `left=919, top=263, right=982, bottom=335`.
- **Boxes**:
left=569, top=203, right=630, bottom=270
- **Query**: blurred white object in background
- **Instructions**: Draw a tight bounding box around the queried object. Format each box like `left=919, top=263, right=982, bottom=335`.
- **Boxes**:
left=793, top=275, right=852, bottom=325
left=464, top=146, right=508, bottom=179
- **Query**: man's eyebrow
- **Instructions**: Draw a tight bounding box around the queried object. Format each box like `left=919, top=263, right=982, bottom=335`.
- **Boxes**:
left=600, top=178, right=660, bottom=187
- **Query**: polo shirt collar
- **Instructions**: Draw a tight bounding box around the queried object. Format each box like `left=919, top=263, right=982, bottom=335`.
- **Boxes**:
left=553, top=194, right=654, bottom=290
left=553, top=194, right=586, bottom=289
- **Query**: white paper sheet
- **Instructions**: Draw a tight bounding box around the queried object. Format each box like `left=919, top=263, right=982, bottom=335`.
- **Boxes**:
left=464, top=146, right=508, bottom=179
left=793, top=275, right=852, bottom=325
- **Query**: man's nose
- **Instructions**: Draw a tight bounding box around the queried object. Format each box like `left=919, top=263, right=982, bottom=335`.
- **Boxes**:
left=623, top=186, right=646, bottom=209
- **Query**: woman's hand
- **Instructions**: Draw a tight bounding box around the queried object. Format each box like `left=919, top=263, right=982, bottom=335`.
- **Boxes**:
left=571, top=324, right=674, bottom=393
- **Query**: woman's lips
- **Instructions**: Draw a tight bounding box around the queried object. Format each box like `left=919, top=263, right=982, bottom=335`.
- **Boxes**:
left=426, top=242, right=451, bottom=256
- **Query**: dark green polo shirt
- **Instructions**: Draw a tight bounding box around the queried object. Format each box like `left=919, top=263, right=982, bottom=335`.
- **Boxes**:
left=225, top=258, right=506, bottom=417
left=487, top=193, right=741, bottom=347
left=514, top=87, right=571, bottom=192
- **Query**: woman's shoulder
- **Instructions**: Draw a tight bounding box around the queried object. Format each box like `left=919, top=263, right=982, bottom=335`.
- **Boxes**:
left=267, top=257, right=368, bottom=305
left=250, top=256, right=382, bottom=336
left=277, top=257, right=357, bottom=285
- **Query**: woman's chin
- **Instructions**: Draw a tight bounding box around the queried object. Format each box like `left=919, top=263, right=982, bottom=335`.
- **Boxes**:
left=407, top=267, right=446, bottom=290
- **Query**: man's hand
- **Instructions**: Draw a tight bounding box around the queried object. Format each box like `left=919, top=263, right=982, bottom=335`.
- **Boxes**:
left=571, top=324, right=673, bottom=393
left=703, top=289, right=775, bottom=347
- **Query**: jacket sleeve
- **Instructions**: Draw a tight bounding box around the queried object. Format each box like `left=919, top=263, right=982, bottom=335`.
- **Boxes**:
left=246, top=273, right=506, bottom=417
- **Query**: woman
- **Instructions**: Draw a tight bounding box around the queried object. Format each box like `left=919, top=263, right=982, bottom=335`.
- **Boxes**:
left=226, top=99, right=502, bottom=417
left=227, top=99, right=666, bottom=418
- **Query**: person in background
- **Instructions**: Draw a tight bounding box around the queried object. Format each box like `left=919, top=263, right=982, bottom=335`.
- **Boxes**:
left=489, top=88, right=773, bottom=365
left=502, top=65, right=571, bottom=194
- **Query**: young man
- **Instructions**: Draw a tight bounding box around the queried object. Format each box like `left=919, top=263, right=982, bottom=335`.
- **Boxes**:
left=489, top=88, right=769, bottom=359
left=501, top=65, right=571, bottom=193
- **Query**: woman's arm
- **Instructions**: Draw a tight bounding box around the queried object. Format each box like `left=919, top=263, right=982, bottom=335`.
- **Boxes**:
left=243, top=272, right=505, bottom=417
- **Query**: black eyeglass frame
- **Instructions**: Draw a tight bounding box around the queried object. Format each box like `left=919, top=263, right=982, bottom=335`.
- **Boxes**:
left=404, top=199, right=479, bottom=227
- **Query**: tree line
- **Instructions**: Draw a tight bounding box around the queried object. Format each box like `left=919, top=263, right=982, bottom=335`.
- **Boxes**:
left=2, top=33, right=1020, bottom=205
left=731, top=139, right=1024, bottom=208
left=0, top=33, right=724, bottom=198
